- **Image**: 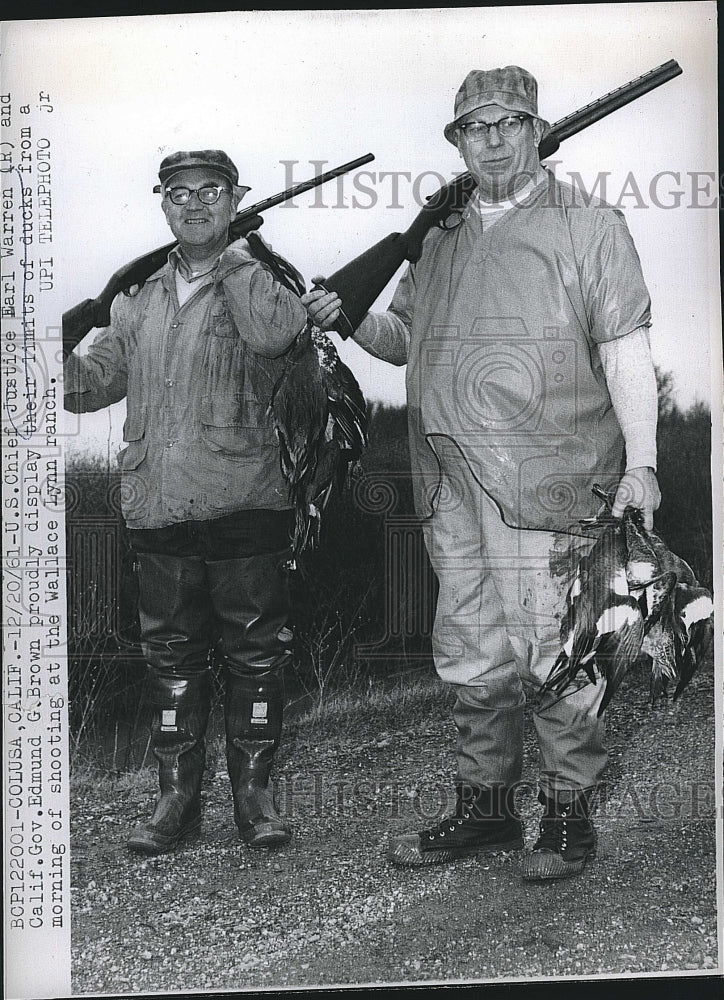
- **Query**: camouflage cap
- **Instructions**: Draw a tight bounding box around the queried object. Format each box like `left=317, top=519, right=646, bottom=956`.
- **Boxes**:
left=444, top=66, right=540, bottom=143
left=157, top=149, right=241, bottom=187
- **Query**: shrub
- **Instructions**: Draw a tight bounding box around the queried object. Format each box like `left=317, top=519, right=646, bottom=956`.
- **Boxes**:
left=655, top=400, right=713, bottom=588
left=65, top=390, right=713, bottom=759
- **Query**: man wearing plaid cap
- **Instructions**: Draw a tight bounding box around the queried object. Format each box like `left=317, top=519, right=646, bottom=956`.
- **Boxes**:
left=304, top=67, right=660, bottom=880
left=65, top=150, right=308, bottom=855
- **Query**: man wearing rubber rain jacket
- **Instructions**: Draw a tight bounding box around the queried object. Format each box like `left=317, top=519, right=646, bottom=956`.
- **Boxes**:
left=304, top=65, right=660, bottom=881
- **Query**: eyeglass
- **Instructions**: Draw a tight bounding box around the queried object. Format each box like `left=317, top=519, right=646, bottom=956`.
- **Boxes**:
left=164, top=185, right=231, bottom=206
left=457, top=115, right=530, bottom=141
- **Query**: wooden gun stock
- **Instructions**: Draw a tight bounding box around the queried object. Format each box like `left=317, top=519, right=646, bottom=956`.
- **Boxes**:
left=319, top=60, right=682, bottom=339
left=62, top=243, right=174, bottom=356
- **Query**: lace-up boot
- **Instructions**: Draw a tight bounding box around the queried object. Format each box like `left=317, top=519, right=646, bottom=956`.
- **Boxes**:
left=388, top=784, right=524, bottom=867
left=521, top=788, right=597, bottom=880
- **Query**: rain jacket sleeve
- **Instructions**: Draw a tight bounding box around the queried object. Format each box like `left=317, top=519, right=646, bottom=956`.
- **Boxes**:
left=351, top=263, right=415, bottom=367
left=63, top=294, right=129, bottom=413
left=216, top=237, right=307, bottom=359
left=578, top=212, right=652, bottom=343
left=576, top=208, right=657, bottom=470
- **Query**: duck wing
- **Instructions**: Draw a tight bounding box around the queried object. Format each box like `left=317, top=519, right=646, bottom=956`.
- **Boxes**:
left=672, top=584, right=714, bottom=699
left=312, top=327, right=368, bottom=457
left=594, top=594, right=645, bottom=716
left=542, top=521, right=629, bottom=699
left=646, top=530, right=699, bottom=586
left=292, top=438, right=347, bottom=556
left=642, top=605, right=680, bottom=702
left=541, top=549, right=596, bottom=696
left=641, top=571, right=678, bottom=634
left=270, top=322, right=328, bottom=488
left=271, top=325, right=369, bottom=558
left=568, top=523, right=629, bottom=669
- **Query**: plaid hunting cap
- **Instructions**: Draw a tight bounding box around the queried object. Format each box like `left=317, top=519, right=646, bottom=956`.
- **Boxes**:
left=156, top=149, right=244, bottom=189
left=444, top=66, right=540, bottom=143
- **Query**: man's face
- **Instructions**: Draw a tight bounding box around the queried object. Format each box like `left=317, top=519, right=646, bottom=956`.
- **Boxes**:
left=161, top=167, right=237, bottom=256
left=453, top=104, right=544, bottom=202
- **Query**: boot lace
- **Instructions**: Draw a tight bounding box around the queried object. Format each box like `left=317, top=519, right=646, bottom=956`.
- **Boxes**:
left=535, top=799, right=593, bottom=855
left=423, top=803, right=473, bottom=842
left=535, top=814, right=572, bottom=854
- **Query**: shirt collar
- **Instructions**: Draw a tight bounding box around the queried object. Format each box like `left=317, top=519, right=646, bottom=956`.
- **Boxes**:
left=168, top=245, right=223, bottom=283
left=470, top=166, right=548, bottom=215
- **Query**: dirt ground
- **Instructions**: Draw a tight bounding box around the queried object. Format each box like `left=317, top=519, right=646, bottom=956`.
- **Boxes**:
left=70, top=658, right=721, bottom=996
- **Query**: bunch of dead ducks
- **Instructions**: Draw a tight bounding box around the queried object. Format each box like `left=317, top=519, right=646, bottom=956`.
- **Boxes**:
left=542, top=485, right=714, bottom=715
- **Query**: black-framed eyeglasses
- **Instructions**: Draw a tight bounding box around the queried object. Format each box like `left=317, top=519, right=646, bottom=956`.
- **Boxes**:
left=457, top=115, right=531, bottom=141
left=164, top=185, right=231, bottom=206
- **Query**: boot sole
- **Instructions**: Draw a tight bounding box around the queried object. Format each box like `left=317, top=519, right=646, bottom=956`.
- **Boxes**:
left=389, top=835, right=524, bottom=867
left=240, top=824, right=292, bottom=848
left=521, top=848, right=597, bottom=881
left=127, top=817, right=202, bottom=856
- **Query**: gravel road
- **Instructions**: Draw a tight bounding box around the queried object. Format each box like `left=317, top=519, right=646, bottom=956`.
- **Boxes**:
left=70, top=658, right=721, bottom=995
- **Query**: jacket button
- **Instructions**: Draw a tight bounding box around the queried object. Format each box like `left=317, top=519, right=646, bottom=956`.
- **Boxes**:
left=164, top=378, right=174, bottom=388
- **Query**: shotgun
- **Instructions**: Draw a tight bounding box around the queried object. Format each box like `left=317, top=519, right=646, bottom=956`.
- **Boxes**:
left=62, top=153, right=375, bottom=354
left=317, top=60, right=682, bottom=339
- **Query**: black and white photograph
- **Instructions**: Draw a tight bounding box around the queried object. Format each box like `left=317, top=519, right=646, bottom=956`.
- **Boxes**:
left=1, top=4, right=722, bottom=998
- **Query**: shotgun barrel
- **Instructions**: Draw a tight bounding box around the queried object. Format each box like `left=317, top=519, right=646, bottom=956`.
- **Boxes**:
left=319, top=60, right=682, bottom=339
left=539, top=59, right=682, bottom=156
left=230, top=153, right=375, bottom=232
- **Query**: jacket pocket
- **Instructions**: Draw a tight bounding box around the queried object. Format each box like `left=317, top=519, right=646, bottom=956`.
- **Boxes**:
left=118, top=408, right=148, bottom=470
left=203, top=316, right=272, bottom=429
left=200, top=393, right=276, bottom=458
left=210, top=309, right=237, bottom=339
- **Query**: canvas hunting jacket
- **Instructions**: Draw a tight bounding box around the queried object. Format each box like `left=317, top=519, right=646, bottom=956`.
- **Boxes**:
left=64, top=239, right=307, bottom=528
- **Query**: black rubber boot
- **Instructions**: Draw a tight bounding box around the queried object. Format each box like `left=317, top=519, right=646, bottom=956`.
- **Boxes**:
left=388, top=784, right=524, bottom=867
left=225, top=671, right=291, bottom=847
left=127, top=671, right=212, bottom=856
left=521, top=788, right=598, bottom=880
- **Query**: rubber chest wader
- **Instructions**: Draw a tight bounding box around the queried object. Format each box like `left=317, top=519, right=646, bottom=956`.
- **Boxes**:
left=212, top=550, right=293, bottom=847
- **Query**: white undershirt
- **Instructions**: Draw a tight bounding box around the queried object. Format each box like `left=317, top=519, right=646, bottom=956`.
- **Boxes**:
left=174, top=267, right=216, bottom=307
